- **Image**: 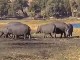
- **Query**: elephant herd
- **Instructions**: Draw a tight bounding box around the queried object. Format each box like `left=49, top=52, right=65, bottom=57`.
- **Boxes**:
left=0, top=22, right=73, bottom=39
left=37, top=22, right=73, bottom=38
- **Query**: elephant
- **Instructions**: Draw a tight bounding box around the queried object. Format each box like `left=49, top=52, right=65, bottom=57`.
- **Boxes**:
left=7, top=24, right=31, bottom=39
left=7, top=22, right=22, bottom=27
left=67, top=24, right=73, bottom=37
left=0, top=27, right=8, bottom=38
left=36, top=23, right=56, bottom=38
left=0, top=22, right=22, bottom=38
left=0, top=22, right=31, bottom=39
left=52, top=22, right=69, bottom=38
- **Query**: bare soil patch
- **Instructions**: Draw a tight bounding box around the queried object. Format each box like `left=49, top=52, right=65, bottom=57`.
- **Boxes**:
left=0, top=37, right=80, bottom=60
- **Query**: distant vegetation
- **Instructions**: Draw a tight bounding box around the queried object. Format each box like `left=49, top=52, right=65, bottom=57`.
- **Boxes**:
left=0, top=0, right=80, bottom=20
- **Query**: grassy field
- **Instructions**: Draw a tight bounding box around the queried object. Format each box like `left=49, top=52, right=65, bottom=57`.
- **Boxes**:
left=0, top=19, right=80, bottom=60
left=0, top=19, right=80, bottom=36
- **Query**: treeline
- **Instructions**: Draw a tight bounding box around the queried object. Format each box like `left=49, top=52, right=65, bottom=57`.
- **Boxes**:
left=0, top=0, right=29, bottom=19
left=0, top=0, right=80, bottom=19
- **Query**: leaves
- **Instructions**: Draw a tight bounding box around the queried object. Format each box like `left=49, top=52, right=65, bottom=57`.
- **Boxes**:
left=0, top=0, right=80, bottom=18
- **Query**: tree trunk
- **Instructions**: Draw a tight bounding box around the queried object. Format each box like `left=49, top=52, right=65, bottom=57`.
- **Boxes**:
left=69, top=0, right=74, bottom=17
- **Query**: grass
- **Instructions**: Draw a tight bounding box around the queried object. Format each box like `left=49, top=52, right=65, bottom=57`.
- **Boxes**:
left=0, top=19, right=80, bottom=35
left=0, top=19, right=80, bottom=60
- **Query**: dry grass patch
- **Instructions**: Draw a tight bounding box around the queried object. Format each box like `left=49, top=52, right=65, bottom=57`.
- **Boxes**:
left=73, top=28, right=80, bottom=36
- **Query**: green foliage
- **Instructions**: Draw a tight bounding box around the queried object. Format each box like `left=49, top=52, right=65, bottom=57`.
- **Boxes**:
left=0, top=0, right=80, bottom=18
left=0, top=0, right=9, bottom=16
left=9, top=0, right=26, bottom=16
left=29, top=0, right=72, bottom=18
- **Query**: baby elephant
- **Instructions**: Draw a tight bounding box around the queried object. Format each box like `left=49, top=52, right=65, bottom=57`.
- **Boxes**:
left=36, top=23, right=56, bottom=38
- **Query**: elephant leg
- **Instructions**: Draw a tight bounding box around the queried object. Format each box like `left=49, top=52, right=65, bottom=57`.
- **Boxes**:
left=68, top=33, right=72, bottom=37
left=49, top=33, right=53, bottom=38
left=46, top=34, right=49, bottom=38
left=4, top=35, right=6, bottom=38
left=13, top=35, right=15, bottom=39
left=60, top=33, right=63, bottom=38
left=3, top=34, right=7, bottom=38
left=28, top=34, right=31, bottom=39
left=64, top=33, right=67, bottom=38
left=12, top=34, right=15, bottom=39
left=68, top=34, right=70, bottom=37
left=53, top=32, right=56, bottom=38
left=28, top=33, right=31, bottom=39
left=5, top=35, right=7, bottom=38
left=6, top=34, right=8, bottom=38
left=71, top=32, right=72, bottom=36
left=0, top=32, right=3, bottom=37
left=44, top=34, right=46, bottom=38
left=54, top=33, right=56, bottom=38
left=9, top=34, right=13, bottom=38
left=14, top=35, right=17, bottom=39
left=24, top=34, right=26, bottom=39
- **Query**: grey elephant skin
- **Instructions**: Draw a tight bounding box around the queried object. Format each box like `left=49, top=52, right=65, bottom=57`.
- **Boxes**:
left=0, top=22, right=31, bottom=39
left=52, top=22, right=69, bottom=38
left=36, top=23, right=56, bottom=38
left=7, top=22, right=22, bottom=27
left=67, top=24, right=73, bottom=37
left=0, top=27, right=9, bottom=38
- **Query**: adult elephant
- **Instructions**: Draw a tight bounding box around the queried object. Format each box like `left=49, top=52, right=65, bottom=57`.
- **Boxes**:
left=36, top=23, right=56, bottom=38
left=8, top=24, right=31, bottom=39
left=53, top=22, right=69, bottom=38
left=0, top=22, right=31, bottom=39
left=0, top=22, right=23, bottom=38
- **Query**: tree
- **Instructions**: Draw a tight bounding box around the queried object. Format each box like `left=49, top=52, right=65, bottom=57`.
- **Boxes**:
left=0, top=0, right=9, bottom=17
left=29, top=0, right=72, bottom=18
left=8, top=0, right=29, bottom=18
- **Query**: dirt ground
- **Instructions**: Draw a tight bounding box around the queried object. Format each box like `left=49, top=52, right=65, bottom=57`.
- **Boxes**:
left=0, top=36, right=80, bottom=60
